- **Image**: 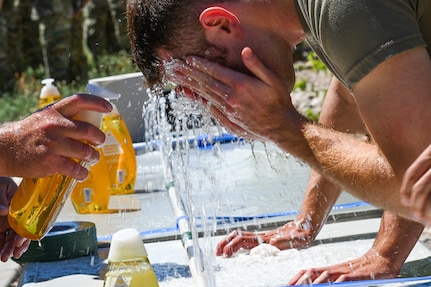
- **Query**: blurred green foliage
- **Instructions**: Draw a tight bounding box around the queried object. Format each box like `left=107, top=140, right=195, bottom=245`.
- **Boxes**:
left=0, top=50, right=138, bottom=123
left=1, top=50, right=327, bottom=124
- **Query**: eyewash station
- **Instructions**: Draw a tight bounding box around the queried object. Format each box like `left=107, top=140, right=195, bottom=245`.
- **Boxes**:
left=13, top=73, right=431, bottom=287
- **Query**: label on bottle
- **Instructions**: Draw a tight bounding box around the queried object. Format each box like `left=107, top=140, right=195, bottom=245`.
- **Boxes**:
left=117, top=170, right=125, bottom=184
left=84, top=188, right=92, bottom=203
left=103, top=131, right=123, bottom=156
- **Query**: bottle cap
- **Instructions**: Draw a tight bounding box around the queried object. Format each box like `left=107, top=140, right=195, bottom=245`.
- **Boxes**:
left=74, top=84, right=121, bottom=127
left=40, top=78, right=60, bottom=99
left=75, top=110, right=104, bottom=127
left=108, top=228, right=148, bottom=262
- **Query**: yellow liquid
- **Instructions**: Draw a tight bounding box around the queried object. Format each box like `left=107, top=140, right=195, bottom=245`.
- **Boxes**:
left=101, top=113, right=137, bottom=195
left=70, top=152, right=110, bottom=214
left=38, top=94, right=61, bottom=108
left=104, top=260, right=159, bottom=287
left=8, top=174, right=75, bottom=240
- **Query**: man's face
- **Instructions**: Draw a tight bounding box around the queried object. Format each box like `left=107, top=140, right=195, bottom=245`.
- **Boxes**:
left=157, top=8, right=297, bottom=96
left=160, top=38, right=295, bottom=96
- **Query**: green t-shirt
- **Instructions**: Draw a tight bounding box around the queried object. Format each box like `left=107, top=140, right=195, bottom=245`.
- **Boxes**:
left=294, top=0, right=431, bottom=90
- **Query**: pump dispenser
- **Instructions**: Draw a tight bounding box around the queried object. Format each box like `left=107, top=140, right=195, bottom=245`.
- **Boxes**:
left=101, top=104, right=137, bottom=195
left=39, top=78, right=61, bottom=108
left=104, top=228, right=159, bottom=287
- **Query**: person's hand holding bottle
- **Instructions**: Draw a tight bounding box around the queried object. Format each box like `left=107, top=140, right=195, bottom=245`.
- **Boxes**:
left=0, top=177, right=30, bottom=261
left=0, top=94, right=113, bottom=181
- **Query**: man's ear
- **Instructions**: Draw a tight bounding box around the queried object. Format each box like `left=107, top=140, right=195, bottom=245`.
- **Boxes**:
left=199, top=7, right=242, bottom=41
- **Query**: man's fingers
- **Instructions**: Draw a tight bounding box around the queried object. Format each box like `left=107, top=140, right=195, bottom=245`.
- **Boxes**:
left=288, top=269, right=317, bottom=286
left=171, top=60, right=232, bottom=110
left=13, top=238, right=30, bottom=259
left=409, top=170, right=431, bottom=220
left=0, top=184, right=9, bottom=217
left=51, top=137, right=101, bottom=166
left=401, top=145, right=431, bottom=205
left=53, top=94, right=112, bottom=119
left=222, top=236, right=260, bottom=257
left=241, top=47, right=279, bottom=87
left=183, top=56, right=239, bottom=90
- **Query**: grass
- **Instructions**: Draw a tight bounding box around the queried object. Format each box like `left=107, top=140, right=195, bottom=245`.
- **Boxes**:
left=0, top=50, right=138, bottom=124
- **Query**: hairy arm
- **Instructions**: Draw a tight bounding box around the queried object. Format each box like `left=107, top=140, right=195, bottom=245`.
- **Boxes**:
left=172, top=47, right=430, bottom=221
left=286, top=76, right=368, bottom=244
left=216, top=77, right=366, bottom=256
left=246, top=47, right=431, bottom=220
left=0, top=94, right=112, bottom=180
left=303, top=47, right=431, bottom=220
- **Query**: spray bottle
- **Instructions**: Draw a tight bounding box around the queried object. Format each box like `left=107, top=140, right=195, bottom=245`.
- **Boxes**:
left=39, top=78, right=61, bottom=108
left=8, top=85, right=118, bottom=240
left=104, top=228, right=159, bottom=287
left=86, top=84, right=137, bottom=195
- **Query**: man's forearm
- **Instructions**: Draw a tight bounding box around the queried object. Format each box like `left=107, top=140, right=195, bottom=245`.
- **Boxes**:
left=275, top=120, right=412, bottom=220
left=373, top=211, right=423, bottom=264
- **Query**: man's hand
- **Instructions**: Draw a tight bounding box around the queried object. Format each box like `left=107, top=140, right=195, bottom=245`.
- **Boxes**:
left=168, top=47, right=305, bottom=144
left=0, top=177, right=30, bottom=261
left=401, top=143, right=431, bottom=226
left=216, top=221, right=315, bottom=257
left=0, top=94, right=112, bottom=181
left=288, top=248, right=398, bottom=285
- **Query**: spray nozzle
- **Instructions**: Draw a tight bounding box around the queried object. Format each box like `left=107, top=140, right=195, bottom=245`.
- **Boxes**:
left=86, top=84, right=121, bottom=101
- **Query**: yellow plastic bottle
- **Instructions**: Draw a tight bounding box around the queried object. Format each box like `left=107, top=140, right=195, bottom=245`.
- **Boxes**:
left=101, top=104, right=137, bottom=195
left=104, top=228, right=159, bottom=287
left=70, top=151, right=111, bottom=214
left=8, top=107, right=104, bottom=240
left=38, top=78, right=61, bottom=108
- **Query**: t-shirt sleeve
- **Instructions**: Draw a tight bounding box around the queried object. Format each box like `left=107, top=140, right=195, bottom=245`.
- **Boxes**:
left=313, top=0, right=427, bottom=89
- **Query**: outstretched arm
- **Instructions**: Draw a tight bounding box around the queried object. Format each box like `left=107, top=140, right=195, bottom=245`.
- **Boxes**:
left=171, top=47, right=431, bottom=222
left=0, top=94, right=112, bottom=181
left=217, top=77, right=366, bottom=256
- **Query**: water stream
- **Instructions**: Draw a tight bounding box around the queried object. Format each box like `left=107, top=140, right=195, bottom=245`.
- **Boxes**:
left=142, top=89, right=311, bottom=286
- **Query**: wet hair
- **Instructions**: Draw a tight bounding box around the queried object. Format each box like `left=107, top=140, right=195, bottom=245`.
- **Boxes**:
left=127, top=0, right=230, bottom=89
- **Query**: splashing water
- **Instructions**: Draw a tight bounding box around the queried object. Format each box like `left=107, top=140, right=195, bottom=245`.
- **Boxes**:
left=141, top=85, right=311, bottom=287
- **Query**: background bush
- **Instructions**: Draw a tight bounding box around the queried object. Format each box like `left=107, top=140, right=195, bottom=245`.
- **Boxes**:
left=0, top=50, right=138, bottom=124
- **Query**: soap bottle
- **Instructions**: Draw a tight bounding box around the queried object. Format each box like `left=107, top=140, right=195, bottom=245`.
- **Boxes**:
left=100, top=104, right=137, bottom=195
left=104, top=228, right=159, bottom=287
left=70, top=150, right=111, bottom=214
left=8, top=102, right=104, bottom=240
left=39, top=78, right=61, bottom=108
